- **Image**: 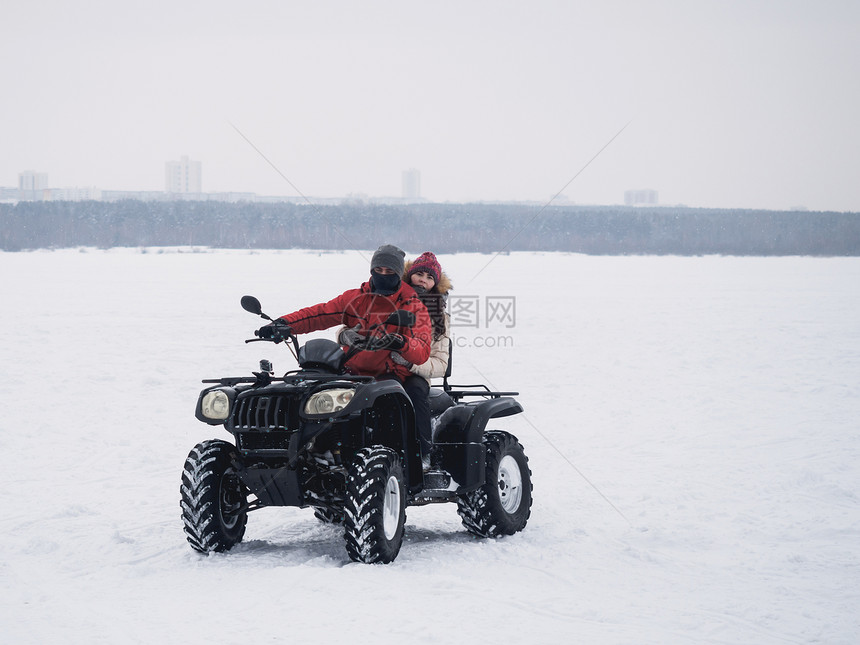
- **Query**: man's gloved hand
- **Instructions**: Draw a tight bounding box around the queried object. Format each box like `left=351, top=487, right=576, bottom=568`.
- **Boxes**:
left=256, top=318, right=292, bottom=340
left=338, top=324, right=366, bottom=347
left=377, top=333, right=406, bottom=351
left=390, top=352, right=413, bottom=369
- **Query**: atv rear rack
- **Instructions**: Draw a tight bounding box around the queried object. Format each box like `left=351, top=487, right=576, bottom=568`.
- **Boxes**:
left=444, top=384, right=519, bottom=401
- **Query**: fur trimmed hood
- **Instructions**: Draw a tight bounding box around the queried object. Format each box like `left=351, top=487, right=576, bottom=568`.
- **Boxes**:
left=404, top=258, right=453, bottom=295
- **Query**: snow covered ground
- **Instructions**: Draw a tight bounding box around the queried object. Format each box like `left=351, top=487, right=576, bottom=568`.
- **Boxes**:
left=1, top=248, right=858, bottom=644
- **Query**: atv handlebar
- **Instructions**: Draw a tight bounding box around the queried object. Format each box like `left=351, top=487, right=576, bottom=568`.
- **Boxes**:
left=241, top=296, right=409, bottom=365
left=247, top=323, right=300, bottom=355
left=246, top=328, right=397, bottom=351
left=245, top=327, right=400, bottom=369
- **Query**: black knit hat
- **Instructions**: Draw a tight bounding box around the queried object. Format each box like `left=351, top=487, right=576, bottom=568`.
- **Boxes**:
left=370, top=244, right=406, bottom=277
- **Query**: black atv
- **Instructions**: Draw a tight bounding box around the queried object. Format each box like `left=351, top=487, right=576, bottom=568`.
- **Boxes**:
left=180, top=296, right=532, bottom=564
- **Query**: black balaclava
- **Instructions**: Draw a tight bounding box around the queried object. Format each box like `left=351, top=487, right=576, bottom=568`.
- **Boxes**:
left=369, top=244, right=405, bottom=295
left=370, top=272, right=401, bottom=295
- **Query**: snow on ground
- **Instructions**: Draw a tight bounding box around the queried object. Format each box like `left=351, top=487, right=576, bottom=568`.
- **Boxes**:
left=1, top=248, right=858, bottom=644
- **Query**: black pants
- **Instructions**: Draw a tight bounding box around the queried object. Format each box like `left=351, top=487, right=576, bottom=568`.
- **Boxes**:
left=402, top=375, right=431, bottom=456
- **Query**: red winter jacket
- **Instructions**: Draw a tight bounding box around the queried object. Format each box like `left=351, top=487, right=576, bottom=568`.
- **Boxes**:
left=279, top=280, right=432, bottom=380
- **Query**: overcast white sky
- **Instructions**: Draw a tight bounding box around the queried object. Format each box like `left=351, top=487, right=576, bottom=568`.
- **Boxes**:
left=2, top=0, right=859, bottom=211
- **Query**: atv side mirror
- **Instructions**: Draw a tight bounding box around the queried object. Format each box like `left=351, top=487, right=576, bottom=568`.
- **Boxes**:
left=241, top=295, right=271, bottom=320
left=241, top=295, right=262, bottom=315
left=385, top=310, right=416, bottom=327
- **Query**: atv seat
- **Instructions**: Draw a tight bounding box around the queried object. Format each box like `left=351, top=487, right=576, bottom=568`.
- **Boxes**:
left=429, top=387, right=455, bottom=416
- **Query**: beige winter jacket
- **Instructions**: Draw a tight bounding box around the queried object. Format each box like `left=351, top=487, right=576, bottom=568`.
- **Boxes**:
left=408, top=314, right=450, bottom=383
left=404, top=258, right=453, bottom=384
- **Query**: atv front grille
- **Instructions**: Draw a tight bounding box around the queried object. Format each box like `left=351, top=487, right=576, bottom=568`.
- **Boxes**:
left=237, top=431, right=291, bottom=452
left=231, top=393, right=301, bottom=431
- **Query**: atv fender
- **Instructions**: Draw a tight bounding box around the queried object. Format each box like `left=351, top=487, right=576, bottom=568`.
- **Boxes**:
left=431, top=397, right=523, bottom=492
left=354, top=380, right=423, bottom=491
left=463, top=397, right=523, bottom=443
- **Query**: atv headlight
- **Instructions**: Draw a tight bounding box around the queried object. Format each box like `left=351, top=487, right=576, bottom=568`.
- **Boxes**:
left=201, top=390, right=231, bottom=420
left=304, top=388, right=355, bottom=415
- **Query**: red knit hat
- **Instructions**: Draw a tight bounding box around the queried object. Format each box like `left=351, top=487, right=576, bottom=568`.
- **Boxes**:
left=407, top=251, right=442, bottom=283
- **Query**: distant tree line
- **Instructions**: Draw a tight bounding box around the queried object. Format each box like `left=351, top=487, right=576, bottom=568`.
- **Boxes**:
left=1, top=199, right=859, bottom=255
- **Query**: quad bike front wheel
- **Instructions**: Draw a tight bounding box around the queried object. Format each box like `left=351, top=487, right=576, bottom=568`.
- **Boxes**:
left=343, top=446, right=406, bottom=564
left=180, top=439, right=248, bottom=553
left=457, top=431, right=533, bottom=538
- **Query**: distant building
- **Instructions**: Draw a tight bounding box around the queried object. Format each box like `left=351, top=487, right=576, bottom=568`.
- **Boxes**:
left=625, top=189, right=658, bottom=206
left=402, top=168, right=421, bottom=200
left=0, top=186, right=20, bottom=202
left=165, top=156, right=202, bottom=193
left=19, top=170, right=49, bottom=200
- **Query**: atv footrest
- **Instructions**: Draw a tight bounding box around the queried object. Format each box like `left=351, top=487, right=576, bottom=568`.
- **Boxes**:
left=410, top=470, right=459, bottom=506
left=422, top=471, right=454, bottom=491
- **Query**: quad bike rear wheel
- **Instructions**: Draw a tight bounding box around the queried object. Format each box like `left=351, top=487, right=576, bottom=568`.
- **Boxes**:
left=343, top=446, right=406, bottom=564
left=181, top=439, right=248, bottom=553
left=457, top=431, right=533, bottom=538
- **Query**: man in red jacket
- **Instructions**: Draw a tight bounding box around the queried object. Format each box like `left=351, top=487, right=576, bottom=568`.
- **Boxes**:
left=258, top=244, right=432, bottom=381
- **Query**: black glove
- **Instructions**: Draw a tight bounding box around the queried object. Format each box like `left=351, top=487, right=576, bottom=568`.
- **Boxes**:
left=377, top=333, right=406, bottom=351
left=256, top=318, right=292, bottom=340
left=338, top=324, right=366, bottom=347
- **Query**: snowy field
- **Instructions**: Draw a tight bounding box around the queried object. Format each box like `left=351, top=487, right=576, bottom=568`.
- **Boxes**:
left=1, top=248, right=858, bottom=644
